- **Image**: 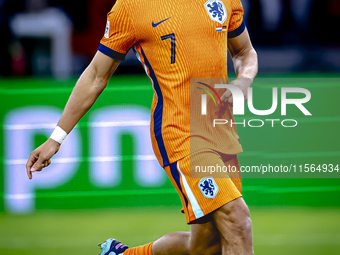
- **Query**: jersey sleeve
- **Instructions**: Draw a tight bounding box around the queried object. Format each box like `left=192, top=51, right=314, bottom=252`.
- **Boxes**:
left=98, top=0, right=137, bottom=61
left=228, top=0, right=246, bottom=38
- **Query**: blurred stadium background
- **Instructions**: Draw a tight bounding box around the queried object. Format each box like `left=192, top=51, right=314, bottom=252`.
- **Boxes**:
left=0, top=0, right=339, bottom=254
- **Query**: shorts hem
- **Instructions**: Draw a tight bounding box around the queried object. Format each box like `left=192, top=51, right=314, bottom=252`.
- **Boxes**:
left=186, top=194, right=243, bottom=224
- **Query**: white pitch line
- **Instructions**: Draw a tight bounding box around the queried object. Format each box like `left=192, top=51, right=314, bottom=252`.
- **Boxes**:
left=4, top=194, right=35, bottom=200
left=4, top=120, right=150, bottom=130
left=4, top=123, right=56, bottom=130
left=89, top=120, right=150, bottom=127
left=4, top=155, right=157, bottom=165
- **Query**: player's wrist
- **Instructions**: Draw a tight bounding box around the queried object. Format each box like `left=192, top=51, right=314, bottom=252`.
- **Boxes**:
left=50, top=126, right=68, bottom=145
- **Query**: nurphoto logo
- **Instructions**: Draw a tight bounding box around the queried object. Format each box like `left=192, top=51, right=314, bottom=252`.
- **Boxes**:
left=198, top=82, right=312, bottom=128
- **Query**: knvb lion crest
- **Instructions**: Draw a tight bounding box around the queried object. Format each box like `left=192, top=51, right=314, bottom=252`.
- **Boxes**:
left=204, top=0, right=228, bottom=25
left=199, top=177, right=219, bottom=198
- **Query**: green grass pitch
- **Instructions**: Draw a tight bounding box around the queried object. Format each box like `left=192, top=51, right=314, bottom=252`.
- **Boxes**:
left=0, top=74, right=339, bottom=254
left=0, top=206, right=339, bottom=255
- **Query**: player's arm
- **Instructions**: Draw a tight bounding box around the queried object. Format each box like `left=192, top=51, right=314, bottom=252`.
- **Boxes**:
left=221, top=28, right=258, bottom=103
left=58, top=51, right=119, bottom=133
left=26, top=52, right=120, bottom=179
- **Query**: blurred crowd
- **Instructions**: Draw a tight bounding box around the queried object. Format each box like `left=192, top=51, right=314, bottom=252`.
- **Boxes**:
left=0, top=0, right=339, bottom=76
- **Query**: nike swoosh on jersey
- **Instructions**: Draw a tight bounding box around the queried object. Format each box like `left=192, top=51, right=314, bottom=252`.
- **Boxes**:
left=152, top=17, right=171, bottom=27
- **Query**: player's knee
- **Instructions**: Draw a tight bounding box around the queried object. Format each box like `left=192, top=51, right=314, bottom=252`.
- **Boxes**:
left=188, top=229, right=221, bottom=255
left=189, top=241, right=220, bottom=255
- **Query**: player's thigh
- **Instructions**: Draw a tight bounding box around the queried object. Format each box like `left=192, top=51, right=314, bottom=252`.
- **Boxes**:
left=190, top=220, right=221, bottom=255
left=213, top=196, right=252, bottom=241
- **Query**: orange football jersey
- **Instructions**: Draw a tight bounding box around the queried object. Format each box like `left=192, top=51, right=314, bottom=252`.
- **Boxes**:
left=99, top=0, right=245, bottom=167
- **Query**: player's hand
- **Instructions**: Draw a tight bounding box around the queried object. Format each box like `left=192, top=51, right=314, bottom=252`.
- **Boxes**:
left=26, top=138, right=61, bottom=180
left=220, top=78, right=253, bottom=105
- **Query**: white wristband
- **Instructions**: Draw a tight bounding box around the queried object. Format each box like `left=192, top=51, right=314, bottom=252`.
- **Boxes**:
left=50, top=126, right=68, bottom=144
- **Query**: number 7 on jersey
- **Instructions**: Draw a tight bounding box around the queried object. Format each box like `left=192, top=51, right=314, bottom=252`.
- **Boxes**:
left=161, top=33, right=176, bottom=64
